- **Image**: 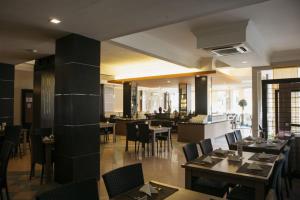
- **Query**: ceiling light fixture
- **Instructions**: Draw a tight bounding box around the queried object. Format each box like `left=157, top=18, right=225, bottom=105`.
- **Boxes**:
left=242, top=61, right=247, bottom=64
left=49, top=18, right=61, bottom=24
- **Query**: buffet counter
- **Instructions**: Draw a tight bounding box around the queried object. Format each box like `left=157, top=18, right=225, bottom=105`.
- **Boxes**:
left=177, top=120, right=232, bottom=143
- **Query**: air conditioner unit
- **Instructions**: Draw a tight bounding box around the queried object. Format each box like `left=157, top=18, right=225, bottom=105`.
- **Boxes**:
left=209, top=43, right=251, bottom=56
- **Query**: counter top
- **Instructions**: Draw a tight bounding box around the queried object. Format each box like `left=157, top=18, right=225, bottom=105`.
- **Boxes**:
left=178, top=120, right=229, bottom=125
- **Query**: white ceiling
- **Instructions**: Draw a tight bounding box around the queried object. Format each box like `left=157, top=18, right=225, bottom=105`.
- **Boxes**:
left=0, top=0, right=268, bottom=64
left=113, top=0, right=300, bottom=68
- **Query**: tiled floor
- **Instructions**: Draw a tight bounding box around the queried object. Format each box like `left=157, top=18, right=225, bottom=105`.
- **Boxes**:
left=6, top=129, right=299, bottom=200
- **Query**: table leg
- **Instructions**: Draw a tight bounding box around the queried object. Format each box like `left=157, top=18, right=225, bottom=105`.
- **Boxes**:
left=113, top=124, right=116, bottom=143
left=45, top=144, right=53, bottom=183
left=255, top=182, right=265, bottom=200
left=152, top=132, right=156, bottom=155
left=167, top=129, right=170, bottom=151
left=185, top=168, right=192, bottom=189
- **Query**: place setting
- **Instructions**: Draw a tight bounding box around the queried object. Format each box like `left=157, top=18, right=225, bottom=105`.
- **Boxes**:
left=211, top=148, right=235, bottom=158
left=248, top=152, right=278, bottom=163
left=236, top=162, right=273, bottom=177
left=115, top=182, right=179, bottom=200
left=189, top=155, right=223, bottom=168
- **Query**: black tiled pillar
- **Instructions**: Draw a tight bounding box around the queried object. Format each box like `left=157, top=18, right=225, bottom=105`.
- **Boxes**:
left=33, top=55, right=55, bottom=128
left=54, top=34, right=100, bottom=183
left=123, top=81, right=137, bottom=118
left=0, top=63, right=14, bottom=125
left=195, top=76, right=208, bottom=115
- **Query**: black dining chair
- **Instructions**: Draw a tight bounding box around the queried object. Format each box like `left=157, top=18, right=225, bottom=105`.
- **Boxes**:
left=227, top=154, right=285, bottom=200
left=137, top=123, right=153, bottom=155
left=225, top=132, right=236, bottom=150
left=182, top=143, right=229, bottom=197
left=29, top=129, right=52, bottom=184
left=125, top=122, right=139, bottom=152
left=234, top=130, right=243, bottom=142
left=102, top=163, right=144, bottom=198
left=0, top=141, right=14, bottom=200
left=36, top=179, right=99, bottom=200
left=199, top=139, right=213, bottom=155
left=4, top=125, right=22, bottom=158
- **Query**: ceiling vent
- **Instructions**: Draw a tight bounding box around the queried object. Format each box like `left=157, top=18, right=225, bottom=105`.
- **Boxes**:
left=192, top=20, right=266, bottom=57
left=210, top=44, right=250, bottom=56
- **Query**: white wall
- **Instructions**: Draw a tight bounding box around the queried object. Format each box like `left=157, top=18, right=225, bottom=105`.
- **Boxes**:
left=14, top=70, right=33, bottom=125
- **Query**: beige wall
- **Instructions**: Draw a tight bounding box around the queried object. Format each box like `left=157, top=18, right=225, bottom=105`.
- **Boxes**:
left=14, top=70, right=33, bottom=125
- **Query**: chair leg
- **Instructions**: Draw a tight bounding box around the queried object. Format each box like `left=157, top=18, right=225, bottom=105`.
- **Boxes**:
left=156, top=141, right=158, bottom=154
left=125, top=139, right=129, bottom=151
left=284, top=177, right=290, bottom=197
left=19, top=144, right=22, bottom=158
left=134, top=141, right=137, bottom=153
left=40, top=165, right=44, bottom=185
left=29, top=163, right=35, bottom=180
left=137, top=142, right=140, bottom=154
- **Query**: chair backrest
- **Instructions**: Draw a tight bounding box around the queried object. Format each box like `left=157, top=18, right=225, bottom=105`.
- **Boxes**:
left=102, top=163, right=144, bottom=198
left=36, top=179, right=99, bottom=200
left=199, top=139, right=213, bottom=155
left=126, top=122, right=138, bottom=141
left=0, top=141, right=14, bottom=179
left=234, top=130, right=243, bottom=142
left=225, top=132, right=236, bottom=147
left=182, top=143, right=199, bottom=162
left=30, top=131, right=46, bottom=164
left=137, top=123, right=151, bottom=143
left=4, top=125, right=21, bottom=145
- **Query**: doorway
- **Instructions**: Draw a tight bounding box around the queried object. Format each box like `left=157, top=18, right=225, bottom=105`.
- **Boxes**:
left=21, top=89, right=33, bottom=129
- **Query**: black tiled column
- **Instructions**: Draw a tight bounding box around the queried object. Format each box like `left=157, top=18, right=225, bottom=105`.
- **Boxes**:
left=123, top=81, right=137, bottom=118
left=195, top=76, right=208, bottom=115
left=0, top=63, right=14, bottom=125
left=54, top=34, right=100, bottom=183
left=33, top=55, right=55, bottom=128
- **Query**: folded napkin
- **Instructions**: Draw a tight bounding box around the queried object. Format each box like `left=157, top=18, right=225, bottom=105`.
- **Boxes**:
left=247, top=163, right=263, bottom=171
left=258, top=152, right=273, bottom=159
left=228, top=155, right=241, bottom=161
left=42, top=136, right=50, bottom=142
left=202, top=156, right=213, bottom=164
left=214, top=148, right=226, bottom=155
left=139, top=183, right=158, bottom=196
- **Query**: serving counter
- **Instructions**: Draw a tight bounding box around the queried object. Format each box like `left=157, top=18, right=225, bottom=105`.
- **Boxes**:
left=177, top=120, right=232, bottom=143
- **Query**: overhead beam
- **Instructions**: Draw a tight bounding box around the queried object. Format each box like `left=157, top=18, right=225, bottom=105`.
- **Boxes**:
left=108, top=70, right=216, bottom=84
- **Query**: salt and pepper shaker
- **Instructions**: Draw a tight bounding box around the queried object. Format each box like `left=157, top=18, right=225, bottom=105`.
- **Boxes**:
left=237, top=142, right=243, bottom=158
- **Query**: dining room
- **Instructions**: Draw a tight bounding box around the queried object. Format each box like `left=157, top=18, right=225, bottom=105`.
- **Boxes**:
left=1, top=0, right=300, bottom=200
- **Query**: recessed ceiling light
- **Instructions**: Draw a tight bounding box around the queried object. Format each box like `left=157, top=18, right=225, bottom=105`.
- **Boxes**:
left=25, top=49, right=37, bottom=53
left=242, top=61, right=247, bottom=64
left=167, top=80, right=171, bottom=83
left=49, top=18, right=61, bottom=24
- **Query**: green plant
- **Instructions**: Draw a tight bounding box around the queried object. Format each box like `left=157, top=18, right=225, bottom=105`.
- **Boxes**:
left=238, top=99, right=247, bottom=111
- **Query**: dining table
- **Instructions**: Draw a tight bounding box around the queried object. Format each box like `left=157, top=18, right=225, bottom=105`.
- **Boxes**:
left=182, top=151, right=278, bottom=200
left=100, top=122, right=116, bottom=142
left=230, top=137, right=288, bottom=154
left=111, top=180, right=223, bottom=200
left=149, top=126, right=171, bottom=155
